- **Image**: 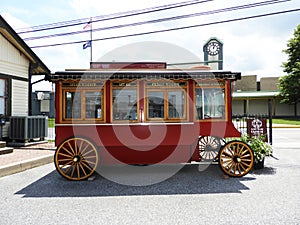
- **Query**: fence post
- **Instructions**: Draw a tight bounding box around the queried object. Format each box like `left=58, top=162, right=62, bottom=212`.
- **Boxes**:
left=268, top=99, right=273, bottom=145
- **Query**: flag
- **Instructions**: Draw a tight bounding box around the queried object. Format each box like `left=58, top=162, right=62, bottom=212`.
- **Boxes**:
left=83, top=20, right=91, bottom=29
left=83, top=40, right=91, bottom=49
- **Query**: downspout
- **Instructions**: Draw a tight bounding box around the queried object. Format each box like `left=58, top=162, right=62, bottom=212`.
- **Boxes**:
left=28, top=63, right=33, bottom=116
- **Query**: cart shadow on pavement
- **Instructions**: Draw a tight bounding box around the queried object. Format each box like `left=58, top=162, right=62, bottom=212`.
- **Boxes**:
left=250, top=166, right=277, bottom=176
left=15, top=164, right=256, bottom=198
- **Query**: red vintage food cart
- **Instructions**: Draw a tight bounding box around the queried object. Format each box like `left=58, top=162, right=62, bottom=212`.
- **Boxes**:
left=48, top=62, right=254, bottom=180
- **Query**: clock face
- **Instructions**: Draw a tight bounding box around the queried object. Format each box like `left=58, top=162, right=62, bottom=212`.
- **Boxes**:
left=206, top=41, right=220, bottom=56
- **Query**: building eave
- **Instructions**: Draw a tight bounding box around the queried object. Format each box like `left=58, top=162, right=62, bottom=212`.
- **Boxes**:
left=0, top=15, right=50, bottom=76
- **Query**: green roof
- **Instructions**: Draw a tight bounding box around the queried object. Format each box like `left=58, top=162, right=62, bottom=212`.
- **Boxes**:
left=233, top=91, right=280, bottom=99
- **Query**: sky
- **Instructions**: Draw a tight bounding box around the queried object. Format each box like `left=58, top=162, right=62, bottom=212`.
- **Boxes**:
left=1, top=0, right=300, bottom=90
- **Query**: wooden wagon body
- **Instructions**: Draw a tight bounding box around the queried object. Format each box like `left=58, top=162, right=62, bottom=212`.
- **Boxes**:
left=49, top=64, right=254, bottom=180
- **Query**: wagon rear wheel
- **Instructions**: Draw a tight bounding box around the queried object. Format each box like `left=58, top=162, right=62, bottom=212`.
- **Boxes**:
left=219, top=140, right=253, bottom=177
left=199, top=136, right=223, bottom=161
left=54, top=137, right=98, bottom=181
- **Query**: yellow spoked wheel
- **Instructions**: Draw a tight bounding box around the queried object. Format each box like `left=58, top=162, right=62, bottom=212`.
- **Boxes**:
left=219, top=141, right=254, bottom=177
left=199, top=136, right=223, bottom=161
left=54, top=137, right=98, bottom=181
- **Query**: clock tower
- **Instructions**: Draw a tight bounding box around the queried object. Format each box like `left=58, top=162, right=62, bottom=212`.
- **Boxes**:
left=203, top=37, right=223, bottom=70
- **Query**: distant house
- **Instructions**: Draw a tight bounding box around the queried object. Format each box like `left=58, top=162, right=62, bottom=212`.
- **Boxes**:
left=0, top=15, right=50, bottom=138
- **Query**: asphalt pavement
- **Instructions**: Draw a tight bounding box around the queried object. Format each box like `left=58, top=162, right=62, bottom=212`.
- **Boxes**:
left=0, top=128, right=299, bottom=224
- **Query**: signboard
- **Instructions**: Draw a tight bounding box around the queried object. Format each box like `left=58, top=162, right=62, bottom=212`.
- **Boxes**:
left=247, top=118, right=268, bottom=142
left=90, top=62, right=167, bottom=69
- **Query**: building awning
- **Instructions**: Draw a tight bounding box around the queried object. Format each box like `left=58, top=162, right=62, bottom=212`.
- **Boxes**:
left=233, top=91, right=280, bottom=99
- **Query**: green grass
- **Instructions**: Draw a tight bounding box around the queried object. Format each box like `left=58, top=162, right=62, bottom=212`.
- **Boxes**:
left=271, top=118, right=300, bottom=125
left=48, top=118, right=55, bottom=128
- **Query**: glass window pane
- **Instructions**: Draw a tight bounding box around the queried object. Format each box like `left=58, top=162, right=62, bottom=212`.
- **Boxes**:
left=195, top=88, right=203, bottom=119
left=168, top=90, right=184, bottom=118
left=65, top=91, right=81, bottom=118
left=0, top=79, right=5, bottom=96
left=85, top=92, right=102, bottom=119
left=0, top=98, right=4, bottom=114
left=203, top=88, right=225, bottom=118
left=148, top=91, right=164, bottom=118
left=113, top=89, right=137, bottom=121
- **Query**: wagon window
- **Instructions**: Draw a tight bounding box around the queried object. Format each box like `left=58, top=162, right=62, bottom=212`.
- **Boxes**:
left=146, top=80, right=187, bottom=121
left=195, top=87, right=225, bottom=120
left=112, top=88, right=138, bottom=121
left=65, top=91, right=81, bottom=118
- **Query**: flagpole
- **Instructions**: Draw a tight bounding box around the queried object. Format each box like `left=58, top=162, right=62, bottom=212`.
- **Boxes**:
left=90, top=18, right=93, bottom=63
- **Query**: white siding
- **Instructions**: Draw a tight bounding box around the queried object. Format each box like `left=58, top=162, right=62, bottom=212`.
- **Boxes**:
left=0, top=34, right=29, bottom=78
left=11, top=79, right=28, bottom=116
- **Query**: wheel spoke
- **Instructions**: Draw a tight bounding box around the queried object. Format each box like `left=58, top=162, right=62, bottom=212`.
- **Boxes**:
left=58, top=152, right=73, bottom=158
left=67, top=141, right=76, bottom=155
left=61, top=146, right=74, bottom=157
left=79, top=163, right=87, bottom=176
left=59, top=160, right=73, bottom=168
left=81, top=148, right=95, bottom=157
left=70, top=164, right=76, bottom=177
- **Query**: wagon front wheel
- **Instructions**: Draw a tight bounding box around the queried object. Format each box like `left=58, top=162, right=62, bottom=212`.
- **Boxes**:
left=219, top=141, right=253, bottom=177
left=54, top=137, right=98, bottom=181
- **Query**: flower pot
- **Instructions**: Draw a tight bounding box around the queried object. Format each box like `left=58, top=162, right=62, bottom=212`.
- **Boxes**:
left=254, top=157, right=265, bottom=169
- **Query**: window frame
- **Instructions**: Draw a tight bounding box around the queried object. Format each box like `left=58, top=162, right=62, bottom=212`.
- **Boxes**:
left=111, top=80, right=139, bottom=123
left=61, top=81, right=105, bottom=123
left=145, top=80, right=188, bottom=122
left=0, top=78, right=8, bottom=116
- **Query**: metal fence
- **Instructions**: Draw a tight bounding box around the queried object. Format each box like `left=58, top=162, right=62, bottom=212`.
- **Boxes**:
left=233, top=114, right=272, bottom=144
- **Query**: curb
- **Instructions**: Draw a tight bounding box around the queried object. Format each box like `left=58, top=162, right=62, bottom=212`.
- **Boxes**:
left=0, top=154, right=54, bottom=178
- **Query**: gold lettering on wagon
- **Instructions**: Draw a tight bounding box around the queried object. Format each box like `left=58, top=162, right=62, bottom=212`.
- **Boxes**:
left=62, top=82, right=104, bottom=87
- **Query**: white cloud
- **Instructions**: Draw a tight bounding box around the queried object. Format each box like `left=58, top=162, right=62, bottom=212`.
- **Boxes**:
left=1, top=12, right=29, bottom=29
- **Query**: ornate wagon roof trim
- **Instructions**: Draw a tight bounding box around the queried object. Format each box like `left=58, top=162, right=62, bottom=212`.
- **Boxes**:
left=48, top=70, right=241, bottom=81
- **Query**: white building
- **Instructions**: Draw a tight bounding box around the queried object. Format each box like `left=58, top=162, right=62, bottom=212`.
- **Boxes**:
left=0, top=15, right=50, bottom=138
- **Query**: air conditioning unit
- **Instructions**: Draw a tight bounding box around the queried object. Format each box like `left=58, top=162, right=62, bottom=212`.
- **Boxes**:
left=9, top=116, right=48, bottom=142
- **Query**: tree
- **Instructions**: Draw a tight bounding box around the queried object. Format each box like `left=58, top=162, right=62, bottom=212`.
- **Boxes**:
left=279, top=24, right=300, bottom=117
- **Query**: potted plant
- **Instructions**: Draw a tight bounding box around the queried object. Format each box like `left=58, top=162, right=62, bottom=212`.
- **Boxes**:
left=239, top=134, right=273, bottom=169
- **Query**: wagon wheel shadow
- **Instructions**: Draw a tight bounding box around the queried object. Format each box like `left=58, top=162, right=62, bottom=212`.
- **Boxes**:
left=15, top=164, right=256, bottom=198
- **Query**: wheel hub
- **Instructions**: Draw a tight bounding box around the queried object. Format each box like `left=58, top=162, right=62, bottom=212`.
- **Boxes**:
left=73, top=155, right=81, bottom=162
left=233, top=155, right=241, bottom=163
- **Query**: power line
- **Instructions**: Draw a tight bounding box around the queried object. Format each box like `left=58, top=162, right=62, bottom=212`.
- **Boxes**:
left=30, top=8, right=300, bottom=49
left=23, top=0, right=289, bottom=41
left=17, top=0, right=212, bottom=34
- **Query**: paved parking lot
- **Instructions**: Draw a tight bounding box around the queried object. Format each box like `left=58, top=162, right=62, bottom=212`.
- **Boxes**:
left=0, top=128, right=299, bottom=225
